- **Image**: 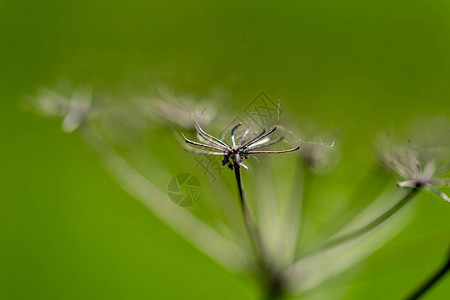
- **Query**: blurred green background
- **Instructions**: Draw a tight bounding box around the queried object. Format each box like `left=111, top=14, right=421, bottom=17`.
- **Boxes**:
left=1, top=0, right=449, bottom=299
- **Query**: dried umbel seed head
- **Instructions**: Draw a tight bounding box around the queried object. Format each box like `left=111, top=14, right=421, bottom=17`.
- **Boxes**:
left=182, top=120, right=301, bottom=171
left=138, top=87, right=224, bottom=130
left=378, top=135, right=450, bottom=202
left=24, top=83, right=95, bottom=133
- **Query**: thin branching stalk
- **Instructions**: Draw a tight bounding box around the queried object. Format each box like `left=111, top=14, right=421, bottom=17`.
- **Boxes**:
left=406, top=244, right=450, bottom=300
left=297, top=187, right=419, bottom=259
left=314, top=164, right=389, bottom=244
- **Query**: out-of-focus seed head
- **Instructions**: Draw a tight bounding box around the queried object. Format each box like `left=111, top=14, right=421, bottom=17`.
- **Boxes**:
left=137, top=87, right=226, bottom=130
left=24, top=82, right=96, bottom=133
left=378, top=119, right=450, bottom=202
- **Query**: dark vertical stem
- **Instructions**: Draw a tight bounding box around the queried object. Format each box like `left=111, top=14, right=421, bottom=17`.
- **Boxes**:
left=406, top=245, right=450, bottom=300
left=233, top=162, right=283, bottom=300
left=233, top=163, right=264, bottom=260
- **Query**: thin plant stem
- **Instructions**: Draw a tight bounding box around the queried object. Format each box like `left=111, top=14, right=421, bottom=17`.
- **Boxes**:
left=233, top=162, right=266, bottom=268
left=314, top=164, right=389, bottom=244
left=233, top=162, right=284, bottom=300
left=406, top=244, right=450, bottom=300
left=298, top=187, right=418, bottom=259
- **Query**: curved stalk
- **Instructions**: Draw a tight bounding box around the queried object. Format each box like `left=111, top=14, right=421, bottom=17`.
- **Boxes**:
left=310, top=165, right=389, bottom=246
left=297, top=187, right=418, bottom=259
left=406, top=244, right=450, bottom=300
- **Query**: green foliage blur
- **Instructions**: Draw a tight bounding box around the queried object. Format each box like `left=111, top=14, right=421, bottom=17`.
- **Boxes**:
left=1, top=0, right=449, bottom=299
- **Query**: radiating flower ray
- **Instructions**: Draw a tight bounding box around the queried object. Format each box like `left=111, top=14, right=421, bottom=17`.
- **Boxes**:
left=303, top=164, right=391, bottom=255
left=26, top=84, right=253, bottom=270
left=284, top=188, right=415, bottom=294
left=82, top=124, right=252, bottom=272
left=272, top=122, right=339, bottom=267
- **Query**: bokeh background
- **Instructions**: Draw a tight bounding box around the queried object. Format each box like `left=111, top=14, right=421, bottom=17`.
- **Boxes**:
left=1, top=0, right=449, bottom=299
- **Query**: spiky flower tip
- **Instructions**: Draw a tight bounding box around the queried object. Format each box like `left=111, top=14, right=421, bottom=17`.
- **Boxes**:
left=182, top=120, right=301, bottom=170
left=379, top=137, right=450, bottom=202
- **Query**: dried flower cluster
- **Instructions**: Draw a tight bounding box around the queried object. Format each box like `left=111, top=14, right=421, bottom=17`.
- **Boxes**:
left=379, top=138, right=450, bottom=202
left=25, top=84, right=450, bottom=300
left=182, top=120, right=300, bottom=170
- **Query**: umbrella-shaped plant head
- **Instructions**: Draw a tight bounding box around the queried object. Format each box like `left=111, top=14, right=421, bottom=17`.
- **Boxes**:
left=181, top=117, right=301, bottom=297
left=182, top=120, right=301, bottom=171
left=24, top=84, right=450, bottom=299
